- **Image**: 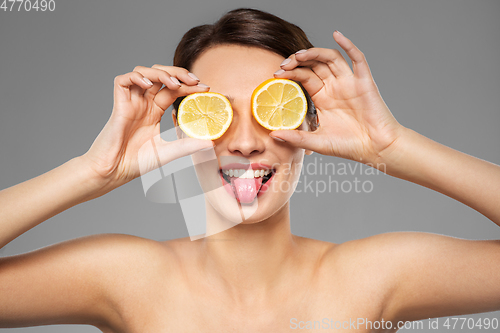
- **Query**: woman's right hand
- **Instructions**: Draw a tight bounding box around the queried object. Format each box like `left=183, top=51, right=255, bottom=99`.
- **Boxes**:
left=82, top=65, right=213, bottom=193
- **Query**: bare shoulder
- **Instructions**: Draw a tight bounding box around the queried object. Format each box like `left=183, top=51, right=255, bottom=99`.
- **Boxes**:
left=319, top=231, right=500, bottom=321
left=317, top=231, right=495, bottom=316
left=306, top=232, right=419, bottom=318
left=320, top=231, right=457, bottom=263
left=74, top=234, right=182, bottom=330
left=39, top=233, right=173, bottom=267
left=318, top=231, right=442, bottom=275
left=323, top=230, right=491, bottom=263
left=47, top=233, right=179, bottom=302
left=70, top=232, right=180, bottom=280
left=34, top=232, right=177, bottom=288
left=0, top=233, right=173, bottom=329
left=0, top=232, right=171, bottom=274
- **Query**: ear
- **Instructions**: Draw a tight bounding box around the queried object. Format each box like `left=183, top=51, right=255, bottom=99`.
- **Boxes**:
left=172, top=109, right=184, bottom=140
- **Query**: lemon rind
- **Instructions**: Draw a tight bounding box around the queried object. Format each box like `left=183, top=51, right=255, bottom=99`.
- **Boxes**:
left=178, top=92, right=233, bottom=140
left=251, top=78, right=308, bottom=131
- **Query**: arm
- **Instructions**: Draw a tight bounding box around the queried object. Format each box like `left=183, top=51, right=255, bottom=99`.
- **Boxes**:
left=0, top=157, right=104, bottom=249
left=381, top=126, right=500, bottom=225
left=371, top=125, right=500, bottom=321
left=0, top=65, right=212, bottom=327
left=271, top=31, right=500, bottom=318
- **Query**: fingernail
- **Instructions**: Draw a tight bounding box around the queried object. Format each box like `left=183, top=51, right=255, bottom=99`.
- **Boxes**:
left=270, top=135, right=285, bottom=142
left=335, top=30, right=343, bottom=36
left=280, top=58, right=291, bottom=67
left=170, top=77, right=182, bottom=86
left=188, top=73, right=200, bottom=81
left=274, top=69, right=285, bottom=76
left=197, top=83, right=210, bottom=88
left=295, top=49, right=307, bottom=54
left=143, top=77, right=153, bottom=86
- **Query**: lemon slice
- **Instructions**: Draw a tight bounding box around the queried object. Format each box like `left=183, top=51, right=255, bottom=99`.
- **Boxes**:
left=177, top=92, right=233, bottom=140
left=251, top=78, right=308, bottom=131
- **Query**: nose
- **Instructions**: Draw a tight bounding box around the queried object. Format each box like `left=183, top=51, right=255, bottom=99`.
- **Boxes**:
left=223, top=105, right=266, bottom=157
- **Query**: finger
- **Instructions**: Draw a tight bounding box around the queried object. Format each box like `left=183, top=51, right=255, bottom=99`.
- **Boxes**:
left=269, top=129, right=323, bottom=153
left=152, top=64, right=202, bottom=86
left=154, top=136, right=215, bottom=166
left=114, top=72, right=154, bottom=101
left=285, top=48, right=353, bottom=78
left=153, top=82, right=210, bottom=110
left=332, top=31, right=372, bottom=79
left=133, top=66, right=185, bottom=95
left=274, top=66, right=324, bottom=97
left=280, top=53, right=333, bottom=82
left=294, top=60, right=332, bottom=82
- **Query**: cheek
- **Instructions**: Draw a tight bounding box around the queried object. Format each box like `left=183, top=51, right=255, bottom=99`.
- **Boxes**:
left=279, top=149, right=305, bottom=180
left=291, top=146, right=305, bottom=163
left=292, top=151, right=305, bottom=178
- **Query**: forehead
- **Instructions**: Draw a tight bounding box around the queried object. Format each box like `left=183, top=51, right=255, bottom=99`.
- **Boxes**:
left=190, top=45, right=285, bottom=102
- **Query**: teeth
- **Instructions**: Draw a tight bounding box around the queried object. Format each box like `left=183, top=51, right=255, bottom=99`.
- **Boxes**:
left=222, top=169, right=271, bottom=178
left=241, top=169, right=252, bottom=178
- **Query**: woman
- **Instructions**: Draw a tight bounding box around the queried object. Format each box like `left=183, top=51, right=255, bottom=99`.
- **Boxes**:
left=1, top=8, right=499, bottom=332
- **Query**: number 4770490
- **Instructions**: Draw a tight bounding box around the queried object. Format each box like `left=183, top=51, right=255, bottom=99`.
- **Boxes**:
left=1, top=0, right=55, bottom=12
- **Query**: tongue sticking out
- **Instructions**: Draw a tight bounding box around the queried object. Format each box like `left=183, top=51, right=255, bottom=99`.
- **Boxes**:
left=230, top=177, right=263, bottom=203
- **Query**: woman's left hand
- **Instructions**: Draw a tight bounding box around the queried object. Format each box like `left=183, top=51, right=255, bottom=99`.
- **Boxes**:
left=271, top=31, right=403, bottom=165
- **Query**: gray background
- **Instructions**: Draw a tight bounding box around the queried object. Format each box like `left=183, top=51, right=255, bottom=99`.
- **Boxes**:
left=1, top=0, right=499, bottom=332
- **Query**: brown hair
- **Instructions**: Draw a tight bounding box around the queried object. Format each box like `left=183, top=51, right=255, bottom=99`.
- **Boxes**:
left=172, top=8, right=318, bottom=131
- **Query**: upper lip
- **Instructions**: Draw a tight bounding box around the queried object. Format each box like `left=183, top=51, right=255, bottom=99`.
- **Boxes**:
left=220, top=163, right=274, bottom=170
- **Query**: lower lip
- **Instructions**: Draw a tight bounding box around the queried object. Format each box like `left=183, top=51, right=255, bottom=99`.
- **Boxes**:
left=219, top=171, right=275, bottom=202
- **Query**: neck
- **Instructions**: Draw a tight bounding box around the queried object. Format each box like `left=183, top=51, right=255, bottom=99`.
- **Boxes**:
left=200, top=201, right=299, bottom=301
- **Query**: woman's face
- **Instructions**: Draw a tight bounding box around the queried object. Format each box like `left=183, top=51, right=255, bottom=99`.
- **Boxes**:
left=178, top=45, right=310, bottom=225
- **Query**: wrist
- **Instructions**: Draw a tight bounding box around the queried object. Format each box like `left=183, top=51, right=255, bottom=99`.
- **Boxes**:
left=373, top=126, right=414, bottom=177
left=72, top=155, right=120, bottom=201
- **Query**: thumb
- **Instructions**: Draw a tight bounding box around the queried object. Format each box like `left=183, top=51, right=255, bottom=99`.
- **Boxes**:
left=155, top=137, right=215, bottom=166
left=269, top=129, right=321, bottom=152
